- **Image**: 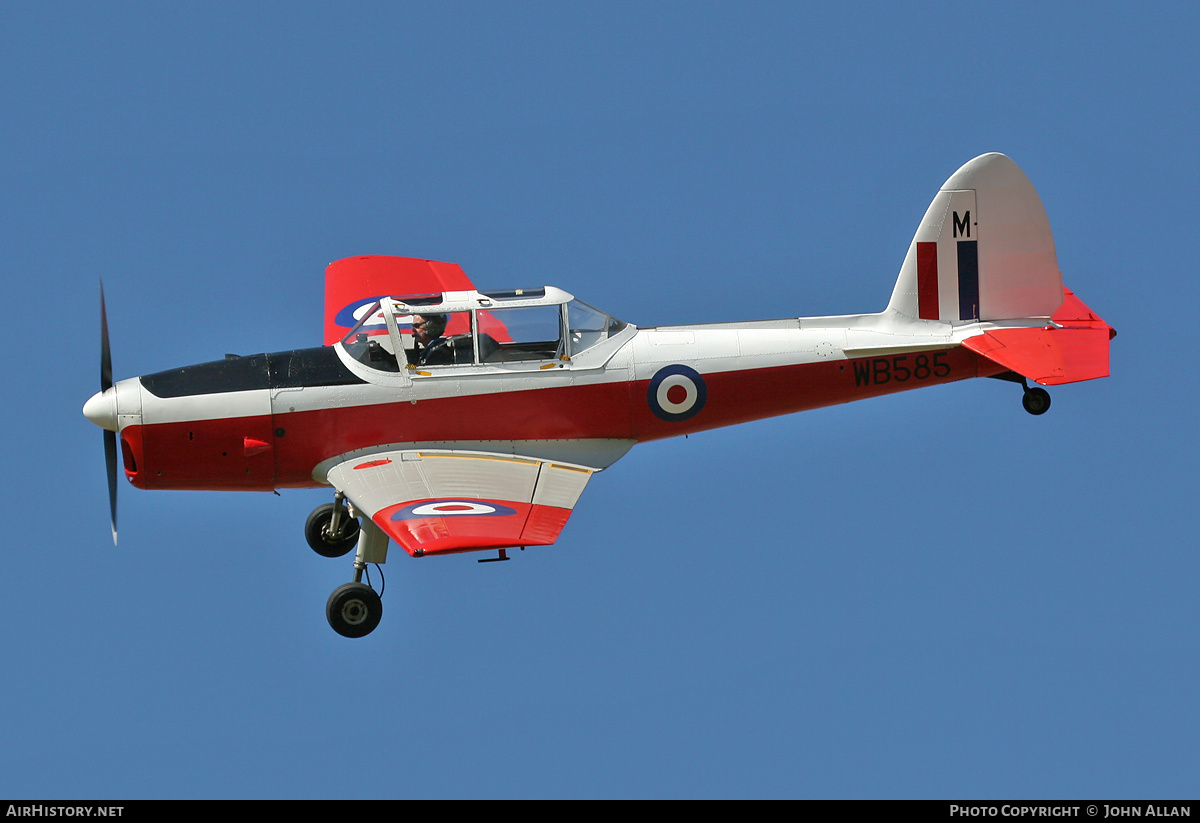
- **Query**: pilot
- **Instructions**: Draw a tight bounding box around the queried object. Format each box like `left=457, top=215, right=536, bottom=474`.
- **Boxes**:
left=411, top=313, right=453, bottom=365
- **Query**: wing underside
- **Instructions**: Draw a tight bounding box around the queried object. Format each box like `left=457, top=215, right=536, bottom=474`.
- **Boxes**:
left=325, top=449, right=596, bottom=556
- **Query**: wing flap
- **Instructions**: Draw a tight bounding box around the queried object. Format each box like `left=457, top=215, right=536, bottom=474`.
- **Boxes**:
left=962, top=286, right=1114, bottom=385
left=325, top=450, right=596, bottom=556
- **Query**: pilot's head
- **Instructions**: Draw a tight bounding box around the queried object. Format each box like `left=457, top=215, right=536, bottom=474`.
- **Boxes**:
left=413, top=313, right=447, bottom=344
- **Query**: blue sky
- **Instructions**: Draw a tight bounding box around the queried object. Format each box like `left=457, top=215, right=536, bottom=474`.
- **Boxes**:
left=2, top=1, right=1196, bottom=798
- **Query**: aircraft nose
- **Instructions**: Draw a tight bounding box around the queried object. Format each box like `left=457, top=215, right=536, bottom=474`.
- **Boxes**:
left=83, top=388, right=118, bottom=432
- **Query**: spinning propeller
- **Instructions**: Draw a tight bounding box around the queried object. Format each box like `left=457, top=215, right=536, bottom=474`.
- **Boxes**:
left=99, top=283, right=118, bottom=545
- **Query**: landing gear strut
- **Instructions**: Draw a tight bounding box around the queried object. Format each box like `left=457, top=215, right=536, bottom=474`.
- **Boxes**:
left=309, top=494, right=391, bottom=638
left=990, top=372, right=1052, bottom=416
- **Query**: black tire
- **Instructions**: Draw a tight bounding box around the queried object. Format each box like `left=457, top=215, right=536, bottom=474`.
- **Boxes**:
left=304, top=503, right=360, bottom=558
left=326, top=582, right=383, bottom=638
left=1022, top=387, right=1051, bottom=416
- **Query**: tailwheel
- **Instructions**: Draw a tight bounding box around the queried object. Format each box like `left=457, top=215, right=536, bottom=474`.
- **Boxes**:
left=326, top=582, right=383, bottom=638
left=305, top=500, right=360, bottom=557
left=1022, top=387, right=1051, bottom=416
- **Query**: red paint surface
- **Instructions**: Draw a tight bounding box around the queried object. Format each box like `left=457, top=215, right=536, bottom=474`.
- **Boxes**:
left=127, top=348, right=993, bottom=491
left=963, top=286, right=1113, bottom=386
left=323, top=256, right=475, bottom=345
left=374, top=499, right=572, bottom=556
left=352, top=459, right=392, bottom=470
left=127, top=415, right=276, bottom=491
left=917, top=241, right=939, bottom=320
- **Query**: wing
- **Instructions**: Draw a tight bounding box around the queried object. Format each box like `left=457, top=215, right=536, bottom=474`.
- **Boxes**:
left=325, top=449, right=597, bottom=556
left=323, top=256, right=476, bottom=345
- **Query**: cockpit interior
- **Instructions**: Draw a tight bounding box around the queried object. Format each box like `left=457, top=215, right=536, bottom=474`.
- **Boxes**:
left=340, top=287, right=627, bottom=373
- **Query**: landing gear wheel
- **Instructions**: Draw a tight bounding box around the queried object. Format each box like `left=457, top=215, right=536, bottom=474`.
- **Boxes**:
left=326, top=582, right=383, bottom=638
left=1022, top=387, right=1051, bottom=416
left=305, top=503, right=360, bottom=558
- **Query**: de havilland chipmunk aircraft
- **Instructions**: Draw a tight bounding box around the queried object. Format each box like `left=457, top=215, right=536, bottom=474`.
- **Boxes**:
left=83, top=153, right=1114, bottom=637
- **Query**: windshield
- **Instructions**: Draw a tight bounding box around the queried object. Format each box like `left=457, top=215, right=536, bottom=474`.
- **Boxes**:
left=340, top=300, right=402, bottom=371
left=567, top=300, right=626, bottom=355
left=341, top=300, right=386, bottom=344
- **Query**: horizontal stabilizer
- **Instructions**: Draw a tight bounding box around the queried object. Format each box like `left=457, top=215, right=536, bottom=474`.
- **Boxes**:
left=962, top=287, right=1114, bottom=385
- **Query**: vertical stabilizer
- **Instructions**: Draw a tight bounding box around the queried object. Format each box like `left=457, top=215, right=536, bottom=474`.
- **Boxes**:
left=888, top=153, right=1063, bottom=323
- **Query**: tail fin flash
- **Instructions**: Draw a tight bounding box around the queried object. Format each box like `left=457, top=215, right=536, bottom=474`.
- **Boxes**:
left=888, top=153, right=1063, bottom=323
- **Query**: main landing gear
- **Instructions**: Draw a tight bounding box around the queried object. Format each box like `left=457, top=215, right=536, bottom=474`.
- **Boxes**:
left=306, top=494, right=386, bottom=638
left=304, top=492, right=360, bottom=557
left=990, top=372, right=1052, bottom=416
left=326, top=582, right=382, bottom=638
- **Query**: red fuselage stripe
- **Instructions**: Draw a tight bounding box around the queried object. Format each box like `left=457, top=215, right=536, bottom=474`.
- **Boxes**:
left=124, top=348, right=1000, bottom=491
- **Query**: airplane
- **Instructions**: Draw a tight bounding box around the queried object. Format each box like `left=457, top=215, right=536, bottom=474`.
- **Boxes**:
left=83, top=153, right=1114, bottom=638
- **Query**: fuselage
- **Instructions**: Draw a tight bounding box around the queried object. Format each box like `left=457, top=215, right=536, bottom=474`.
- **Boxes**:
left=87, top=295, right=1009, bottom=493
left=77, top=157, right=1113, bottom=639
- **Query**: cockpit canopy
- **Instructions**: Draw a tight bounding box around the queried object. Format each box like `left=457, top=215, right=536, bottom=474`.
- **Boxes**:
left=340, top=286, right=627, bottom=372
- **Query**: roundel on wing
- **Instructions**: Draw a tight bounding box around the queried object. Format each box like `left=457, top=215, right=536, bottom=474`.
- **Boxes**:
left=334, top=296, right=389, bottom=333
left=390, top=500, right=518, bottom=520
left=647, top=364, right=707, bottom=422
